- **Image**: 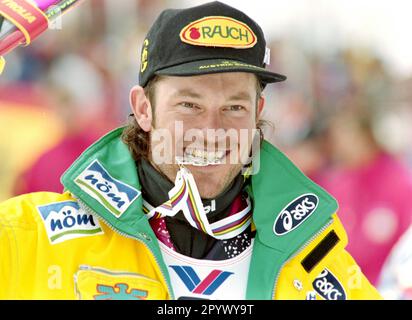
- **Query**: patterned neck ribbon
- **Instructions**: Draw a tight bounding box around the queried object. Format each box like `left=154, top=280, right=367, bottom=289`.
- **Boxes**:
left=142, top=165, right=252, bottom=240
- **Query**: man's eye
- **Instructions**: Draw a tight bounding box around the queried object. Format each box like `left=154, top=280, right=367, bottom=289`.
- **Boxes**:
left=180, top=102, right=199, bottom=109
left=226, top=105, right=246, bottom=111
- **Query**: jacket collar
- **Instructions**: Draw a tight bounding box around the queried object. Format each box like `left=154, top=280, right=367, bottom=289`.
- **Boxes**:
left=62, top=127, right=338, bottom=255
left=250, top=140, right=338, bottom=253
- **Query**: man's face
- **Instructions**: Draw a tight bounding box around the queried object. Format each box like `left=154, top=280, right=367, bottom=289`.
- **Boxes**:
left=141, top=72, right=264, bottom=199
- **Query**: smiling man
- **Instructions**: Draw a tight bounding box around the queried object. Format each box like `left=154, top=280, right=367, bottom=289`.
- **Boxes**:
left=131, top=72, right=262, bottom=198
left=0, top=1, right=381, bottom=300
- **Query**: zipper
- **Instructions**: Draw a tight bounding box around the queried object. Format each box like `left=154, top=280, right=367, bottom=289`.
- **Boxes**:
left=271, top=218, right=333, bottom=299
left=72, top=195, right=175, bottom=300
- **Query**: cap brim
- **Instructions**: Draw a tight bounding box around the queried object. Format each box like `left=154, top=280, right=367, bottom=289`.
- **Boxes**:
left=155, top=59, right=287, bottom=84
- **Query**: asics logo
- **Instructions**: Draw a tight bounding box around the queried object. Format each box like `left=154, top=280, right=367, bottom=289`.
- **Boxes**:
left=313, top=268, right=346, bottom=300
left=273, top=194, right=319, bottom=235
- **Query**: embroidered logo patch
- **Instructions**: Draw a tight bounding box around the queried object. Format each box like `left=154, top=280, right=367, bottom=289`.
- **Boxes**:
left=37, top=201, right=103, bottom=244
left=273, top=193, right=319, bottom=235
left=75, top=160, right=140, bottom=218
left=74, top=266, right=167, bottom=300
left=94, top=283, right=148, bottom=300
left=313, top=268, right=347, bottom=300
left=180, top=16, right=257, bottom=48
left=140, top=39, right=149, bottom=73
left=170, top=265, right=233, bottom=296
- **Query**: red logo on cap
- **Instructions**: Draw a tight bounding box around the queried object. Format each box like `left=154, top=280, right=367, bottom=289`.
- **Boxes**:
left=189, top=27, right=201, bottom=40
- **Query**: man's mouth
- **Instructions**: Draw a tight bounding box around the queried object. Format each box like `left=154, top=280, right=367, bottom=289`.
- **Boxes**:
left=176, top=147, right=230, bottom=166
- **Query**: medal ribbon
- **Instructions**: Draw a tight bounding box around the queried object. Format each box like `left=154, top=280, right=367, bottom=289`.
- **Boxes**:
left=142, top=166, right=252, bottom=240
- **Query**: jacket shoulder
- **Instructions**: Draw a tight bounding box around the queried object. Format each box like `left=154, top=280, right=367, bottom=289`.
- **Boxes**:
left=280, top=213, right=349, bottom=281
left=0, top=192, right=76, bottom=228
left=0, top=192, right=76, bottom=298
left=275, top=214, right=382, bottom=299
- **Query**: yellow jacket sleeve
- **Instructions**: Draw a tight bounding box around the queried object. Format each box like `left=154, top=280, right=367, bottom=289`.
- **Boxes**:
left=323, top=247, right=383, bottom=300
left=0, top=214, right=17, bottom=299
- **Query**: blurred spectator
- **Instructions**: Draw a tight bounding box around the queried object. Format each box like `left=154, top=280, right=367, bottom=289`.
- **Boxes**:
left=13, top=129, right=98, bottom=194
left=0, top=85, right=64, bottom=200
left=281, top=119, right=329, bottom=182
left=13, top=54, right=110, bottom=194
left=316, top=109, right=412, bottom=284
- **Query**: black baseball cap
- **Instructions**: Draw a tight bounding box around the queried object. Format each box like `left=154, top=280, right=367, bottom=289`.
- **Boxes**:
left=139, top=1, right=287, bottom=88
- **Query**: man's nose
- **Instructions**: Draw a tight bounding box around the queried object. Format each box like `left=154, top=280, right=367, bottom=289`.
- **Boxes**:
left=202, top=109, right=223, bottom=130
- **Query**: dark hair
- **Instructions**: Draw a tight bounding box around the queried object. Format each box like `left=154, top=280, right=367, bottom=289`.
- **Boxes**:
left=122, top=76, right=161, bottom=161
left=122, top=75, right=265, bottom=162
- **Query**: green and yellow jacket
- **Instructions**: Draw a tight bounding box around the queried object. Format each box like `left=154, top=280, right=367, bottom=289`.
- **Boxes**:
left=0, top=128, right=381, bottom=299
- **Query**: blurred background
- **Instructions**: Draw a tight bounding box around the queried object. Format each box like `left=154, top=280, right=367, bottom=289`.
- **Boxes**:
left=1, top=0, right=412, bottom=298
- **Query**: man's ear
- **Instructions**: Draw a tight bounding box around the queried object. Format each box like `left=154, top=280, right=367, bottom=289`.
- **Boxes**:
left=130, top=85, right=152, bottom=132
left=257, top=94, right=265, bottom=119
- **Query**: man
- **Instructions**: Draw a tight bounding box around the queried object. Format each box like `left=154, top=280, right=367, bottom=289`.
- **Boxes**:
left=0, top=1, right=380, bottom=300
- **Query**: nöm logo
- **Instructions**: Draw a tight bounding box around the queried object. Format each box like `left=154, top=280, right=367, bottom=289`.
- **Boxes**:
left=75, top=160, right=140, bottom=217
